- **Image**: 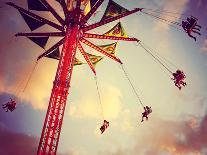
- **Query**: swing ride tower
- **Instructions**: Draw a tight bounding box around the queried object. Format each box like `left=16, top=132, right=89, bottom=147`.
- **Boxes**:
left=6, top=0, right=143, bottom=154
left=36, top=9, right=81, bottom=155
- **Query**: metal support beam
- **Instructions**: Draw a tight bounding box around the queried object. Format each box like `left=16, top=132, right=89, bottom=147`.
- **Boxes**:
left=82, top=8, right=143, bottom=32
left=37, top=38, right=64, bottom=61
left=16, top=32, right=65, bottom=37
left=80, top=38, right=123, bottom=64
left=81, top=0, right=105, bottom=24
left=77, top=42, right=96, bottom=75
left=83, top=33, right=139, bottom=42
left=41, top=0, right=65, bottom=25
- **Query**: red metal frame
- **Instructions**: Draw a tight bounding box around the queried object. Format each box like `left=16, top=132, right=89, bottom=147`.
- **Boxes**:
left=15, top=32, right=65, bottom=37
left=37, top=20, right=80, bottom=155
left=77, top=42, right=96, bottom=75
left=83, top=33, right=139, bottom=42
left=82, top=8, right=143, bottom=32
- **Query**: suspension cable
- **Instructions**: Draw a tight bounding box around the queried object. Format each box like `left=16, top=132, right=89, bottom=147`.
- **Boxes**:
left=142, top=11, right=181, bottom=26
left=120, top=64, right=144, bottom=108
left=141, top=11, right=184, bottom=31
left=139, top=42, right=173, bottom=74
left=22, top=61, right=38, bottom=93
left=15, top=61, right=38, bottom=99
left=141, top=42, right=178, bottom=70
left=143, top=8, right=191, bottom=18
left=94, top=76, right=105, bottom=120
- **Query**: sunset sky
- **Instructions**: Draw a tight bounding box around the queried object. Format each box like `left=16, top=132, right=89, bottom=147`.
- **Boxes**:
left=0, top=0, right=207, bottom=155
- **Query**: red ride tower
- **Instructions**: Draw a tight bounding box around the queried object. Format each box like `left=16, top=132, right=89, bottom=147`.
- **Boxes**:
left=37, top=3, right=82, bottom=155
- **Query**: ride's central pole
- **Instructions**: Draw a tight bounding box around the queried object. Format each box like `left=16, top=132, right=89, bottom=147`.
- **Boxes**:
left=37, top=10, right=81, bottom=155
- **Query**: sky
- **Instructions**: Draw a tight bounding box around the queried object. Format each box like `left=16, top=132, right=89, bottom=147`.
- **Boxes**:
left=0, top=0, right=207, bottom=155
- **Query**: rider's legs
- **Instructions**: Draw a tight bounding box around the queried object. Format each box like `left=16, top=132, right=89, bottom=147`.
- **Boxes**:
left=187, top=32, right=196, bottom=41
left=193, top=27, right=200, bottom=31
left=192, top=29, right=201, bottom=35
left=195, top=24, right=201, bottom=28
left=175, top=82, right=181, bottom=90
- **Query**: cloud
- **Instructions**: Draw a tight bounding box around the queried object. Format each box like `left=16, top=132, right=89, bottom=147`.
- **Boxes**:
left=144, top=116, right=207, bottom=154
left=68, top=84, right=122, bottom=120
left=99, top=114, right=207, bottom=155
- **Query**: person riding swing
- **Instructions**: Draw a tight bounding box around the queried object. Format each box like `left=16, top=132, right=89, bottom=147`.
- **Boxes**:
left=182, top=17, right=201, bottom=41
left=187, top=16, right=201, bottom=30
left=2, top=98, right=17, bottom=112
left=172, top=70, right=187, bottom=90
left=141, top=106, right=152, bottom=122
left=100, top=120, right=109, bottom=134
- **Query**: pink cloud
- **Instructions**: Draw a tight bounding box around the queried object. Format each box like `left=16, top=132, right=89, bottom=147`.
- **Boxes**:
left=99, top=114, right=207, bottom=155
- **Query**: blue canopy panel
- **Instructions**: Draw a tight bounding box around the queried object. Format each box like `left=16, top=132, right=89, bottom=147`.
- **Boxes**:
left=19, top=11, right=45, bottom=31
left=28, top=37, right=49, bottom=48
left=28, top=0, right=48, bottom=11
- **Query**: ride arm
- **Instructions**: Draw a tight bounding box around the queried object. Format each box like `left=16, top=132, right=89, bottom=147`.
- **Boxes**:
left=15, top=32, right=65, bottom=37
left=37, top=38, right=64, bottom=61
left=76, top=0, right=82, bottom=9
left=56, top=0, right=68, bottom=18
left=6, top=2, right=64, bottom=31
left=83, top=33, right=139, bottom=42
left=80, top=38, right=122, bottom=64
left=40, top=0, right=65, bottom=25
left=77, top=42, right=96, bottom=75
left=81, top=0, right=105, bottom=24
left=82, top=8, right=143, bottom=32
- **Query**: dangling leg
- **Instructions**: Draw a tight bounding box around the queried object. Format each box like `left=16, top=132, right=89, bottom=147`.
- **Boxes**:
left=192, top=29, right=201, bottom=35
left=195, top=24, right=201, bottom=28
left=175, top=82, right=182, bottom=90
left=193, top=27, right=200, bottom=31
left=106, top=121, right=109, bottom=128
left=2, top=104, right=6, bottom=109
left=187, top=32, right=196, bottom=41
left=180, top=81, right=187, bottom=87
left=2, top=104, right=9, bottom=111
left=100, top=125, right=105, bottom=134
